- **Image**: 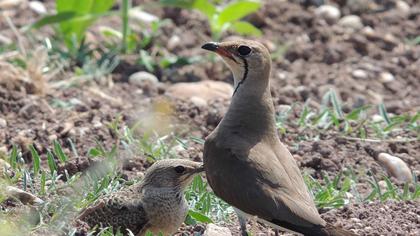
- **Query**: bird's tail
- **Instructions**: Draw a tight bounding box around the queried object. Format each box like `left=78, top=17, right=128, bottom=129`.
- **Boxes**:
left=319, top=223, right=358, bottom=236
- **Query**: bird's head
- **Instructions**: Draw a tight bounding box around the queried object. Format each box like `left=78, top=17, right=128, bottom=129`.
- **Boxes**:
left=202, top=39, right=271, bottom=94
left=142, top=159, right=204, bottom=190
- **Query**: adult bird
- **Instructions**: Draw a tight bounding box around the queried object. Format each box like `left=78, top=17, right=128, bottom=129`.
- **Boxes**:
left=78, top=159, right=204, bottom=236
left=202, top=40, right=356, bottom=236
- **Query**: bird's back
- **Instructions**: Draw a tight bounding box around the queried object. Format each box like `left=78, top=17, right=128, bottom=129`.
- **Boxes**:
left=204, top=129, right=326, bottom=232
left=78, top=184, right=148, bottom=235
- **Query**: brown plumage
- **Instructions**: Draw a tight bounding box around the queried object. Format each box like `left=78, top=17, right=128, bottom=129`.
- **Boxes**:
left=202, top=40, right=356, bottom=236
left=78, top=159, right=204, bottom=236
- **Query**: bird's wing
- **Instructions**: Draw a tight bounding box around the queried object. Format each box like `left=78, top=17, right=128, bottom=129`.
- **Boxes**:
left=204, top=137, right=325, bottom=232
left=78, top=186, right=148, bottom=234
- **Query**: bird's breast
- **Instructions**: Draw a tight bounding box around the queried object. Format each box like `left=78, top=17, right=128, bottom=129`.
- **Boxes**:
left=143, top=192, right=188, bottom=234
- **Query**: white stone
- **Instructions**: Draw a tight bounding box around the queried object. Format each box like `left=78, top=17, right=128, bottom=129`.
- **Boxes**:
left=48, top=134, right=58, bottom=141
left=338, top=15, right=363, bottom=30
left=0, top=118, right=6, bottom=128
left=167, top=35, right=181, bottom=50
left=204, top=224, right=232, bottom=236
left=371, top=114, right=383, bottom=122
left=277, top=72, right=287, bottom=80
left=6, top=186, right=44, bottom=205
left=190, top=96, right=208, bottom=109
left=379, top=72, right=395, bottom=83
left=352, top=69, right=368, bottom=79
left=29, top=1, right=47, bottom=15
left=377, top=153, right=412, bottom=183
left=361, top=26, right=375, bottom=37
left=129, top=71, right=159, bottom=87
left=396, top=1, right=410, bottom=15
left=315, top=5, right=341, bottom=22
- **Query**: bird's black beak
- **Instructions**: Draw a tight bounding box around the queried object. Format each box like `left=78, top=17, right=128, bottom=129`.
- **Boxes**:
left=201, top=42, right=219, bottom=51
left=202, top=42, right=237, bottom=63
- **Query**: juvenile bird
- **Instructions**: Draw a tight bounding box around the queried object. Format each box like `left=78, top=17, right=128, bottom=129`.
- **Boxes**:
left=202, top=40, right=356, bottom=236
left=78, top=159, right=204, bottom=235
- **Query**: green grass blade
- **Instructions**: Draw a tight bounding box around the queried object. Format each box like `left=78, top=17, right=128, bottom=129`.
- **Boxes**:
left=46, top=150, right=58, bottom=174
left=190, top=136, right=205, bottom=145
left=230, top=21, right=262, bottom=36
left=9, top=145, right=18, bottom=169
left=30, top=11, right=77, bottom=29
left=67, top=138, right=79, bottom=157
left=53, top=140, right=68, bottom=163
left=218, top=0, right=260, bottom=25
left=159, top=0, right=195, bottom=9
left=298, top=103, right=310, bottom=127
left=188, top=210, right=213, bottom=223
left=379, top=103, right=391, bottom=125
left=329, top=89, right=344, bottom=119
left=29, top=144, right=41, bottom=177
left=345, top=105, right=370, bottom=120
left=121, top=0, right=131, bottom=53
left=40, top=171, right=46, bottom=195
left=193, top=0, right=217, bottom=19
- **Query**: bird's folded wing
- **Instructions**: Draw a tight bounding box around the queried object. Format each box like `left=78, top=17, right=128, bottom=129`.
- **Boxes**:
left=204, top=139, right=325, bottom=230
left=78, top=187, right=148, bottom=233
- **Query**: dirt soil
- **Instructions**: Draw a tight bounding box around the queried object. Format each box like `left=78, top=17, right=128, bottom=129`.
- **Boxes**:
left=0, top=0, right=419, bottom=235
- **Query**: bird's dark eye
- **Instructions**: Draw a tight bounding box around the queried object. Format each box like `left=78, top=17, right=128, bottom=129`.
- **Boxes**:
left=174, top=165, right=185, bottom=173
left=237, top=45, right=251, bottom=56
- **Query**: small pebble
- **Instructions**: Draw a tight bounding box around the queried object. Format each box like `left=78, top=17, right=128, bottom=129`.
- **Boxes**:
left=395, top=1, right=410, bottom=15
left=361, top=26, right=375, bottom=37
left=315, top=5, right=341, bottom=22
left=377, top=153, right=412, bottom=183
left=0, top=118, right=7, bottom=128
left=6, top=186, right=44, bottom=206
left=190, top=96, right=208, bottom=109
left=28, top=1, right=47, bottom=15
left=48, top=134, right=58, bottom=141
left=371, top=114, right=383, bottom=122
left=129, top=71, right=159, bottom=87
left=379, top=72, right=395, bottom=83
left=352, top=69, right=368, bottom=79
left=338, top=15, right=363, bottom=30
left=167, top=35, right=181, bottom=50
left=204, top=224, right=232, bottom=236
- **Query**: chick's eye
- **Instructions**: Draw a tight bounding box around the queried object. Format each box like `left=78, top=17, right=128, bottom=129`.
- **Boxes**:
left=174, top=166, right=185, bottom=173
left=237, top=45, right=251, bottom=56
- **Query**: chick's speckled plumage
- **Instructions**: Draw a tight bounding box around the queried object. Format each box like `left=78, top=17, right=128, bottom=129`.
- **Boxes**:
left=78, top=159, right=203, bottom=235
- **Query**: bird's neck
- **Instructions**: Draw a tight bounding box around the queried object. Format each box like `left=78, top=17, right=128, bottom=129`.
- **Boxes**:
left=219, top=70, right=277, bottom=140
left=142, top=184, right=184, bottom=200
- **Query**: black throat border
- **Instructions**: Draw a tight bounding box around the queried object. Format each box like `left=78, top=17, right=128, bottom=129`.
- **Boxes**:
left=233, top=57, right=248, bottom=96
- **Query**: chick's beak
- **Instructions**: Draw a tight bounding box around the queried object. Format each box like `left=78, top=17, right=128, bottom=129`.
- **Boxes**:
left=181, top=164, right=204, bottom=185
left=193, top=164, right=204, bottom=174
left=202, top=42, right=237, bottom=62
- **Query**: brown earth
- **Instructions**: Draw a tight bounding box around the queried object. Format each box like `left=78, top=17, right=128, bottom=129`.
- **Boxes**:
left=0, top=0, right=419, bottom=235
